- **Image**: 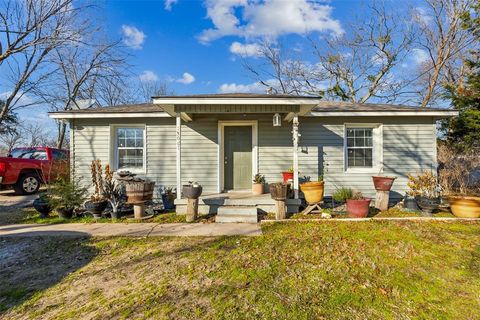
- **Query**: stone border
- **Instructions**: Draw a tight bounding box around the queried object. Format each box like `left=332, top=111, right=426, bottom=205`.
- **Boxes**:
left=261, top=217, right=480, bottom=223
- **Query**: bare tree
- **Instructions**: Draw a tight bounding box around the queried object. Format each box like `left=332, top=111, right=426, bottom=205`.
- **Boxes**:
left=138, top=79, right=172, bottom=102
left=37, top=37, right=129, bottom=148
left=0, top=128, right=23, bottom=154
left=0, top=0, right=88, bottom=124
left=242, top=0, right=475, bottom=107
left=413, top=0, right=475, bottom=107
left=244, top=3, right=416, bottom=102
left=22, top=122, right=54, bottom=147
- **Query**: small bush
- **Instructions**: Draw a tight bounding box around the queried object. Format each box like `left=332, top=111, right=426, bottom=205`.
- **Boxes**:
left=333, top=187, right=353, bottom=202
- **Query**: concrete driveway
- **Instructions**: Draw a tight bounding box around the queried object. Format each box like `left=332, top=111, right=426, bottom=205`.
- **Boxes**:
left=0, top=189, right=36, bottom=212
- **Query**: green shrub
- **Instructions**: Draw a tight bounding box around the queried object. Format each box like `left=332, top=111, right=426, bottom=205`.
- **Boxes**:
left=50, top=177, right=87, bottom=210
left=333, top=187, right=353, bottom=202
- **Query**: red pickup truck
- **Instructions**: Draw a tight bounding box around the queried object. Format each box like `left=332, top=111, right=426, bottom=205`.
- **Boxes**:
left=0, top=147, right=69, bottom=195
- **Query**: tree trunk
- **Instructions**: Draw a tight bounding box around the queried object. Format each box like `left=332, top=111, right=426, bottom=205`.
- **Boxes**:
left=57, top=122, right=67, bottom=149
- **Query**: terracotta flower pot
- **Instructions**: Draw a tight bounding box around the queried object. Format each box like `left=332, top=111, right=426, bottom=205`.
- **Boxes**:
left=372, top=176, right=396, bottom=191
left=282, top=172, right=294, bottom=183
left=449, top=196, right=480, bottom=218
left=300, top=181, right=325, bottom=204
left=346, top=198, right=371, bottom=218
left=252, top=183, right=264, bottom=195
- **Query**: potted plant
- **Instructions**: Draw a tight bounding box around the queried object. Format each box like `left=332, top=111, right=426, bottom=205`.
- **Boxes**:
left=407, top=170, right=440, bottom=216
left=103, top=164, right=125, bottom=220
left=252, top=174, right=265, bottom=195
left=332, top=187, right=353, bottom=204
left=84, top=160, right=108, bottom=218
left=161, top=187, right=176, bottom=211
left=372, top=168, right=397, bottom=191
left=281, top=167, right=294, bottom=183
left=33, top=192, right=52, bottom=218
left=346, top=192, right=372, bottom=218
left=50, top=177, right=87, bottom=219
left=438, top=144, right=480, bottom=218
left=182, top=181, right=202, bottom=199
left=300, top=176, right=325, bottom=204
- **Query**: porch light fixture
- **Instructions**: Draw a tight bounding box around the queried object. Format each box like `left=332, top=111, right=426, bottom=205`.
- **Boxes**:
left=273, top=113, right=282, bottom=127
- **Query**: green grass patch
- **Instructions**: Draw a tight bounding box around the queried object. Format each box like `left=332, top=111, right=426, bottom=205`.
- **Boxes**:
left=1, top=221, right=479, bottom=319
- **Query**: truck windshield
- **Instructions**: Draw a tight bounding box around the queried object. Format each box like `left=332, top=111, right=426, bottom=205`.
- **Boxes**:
left=9, top=149, right=47, bottom=160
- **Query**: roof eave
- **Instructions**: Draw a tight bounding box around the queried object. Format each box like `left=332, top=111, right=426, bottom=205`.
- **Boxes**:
left=48, top=111, right=170, bottom=119
left=309, top=111, right=459, bottom=117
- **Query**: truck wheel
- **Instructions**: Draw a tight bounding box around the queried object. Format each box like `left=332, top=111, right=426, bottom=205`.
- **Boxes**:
left=14, top=174, right=41, bottom=195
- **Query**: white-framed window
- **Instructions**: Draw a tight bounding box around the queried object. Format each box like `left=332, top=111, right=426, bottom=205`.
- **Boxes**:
left=344, top=124, right=382, bottom=172
left=114, top=126, right=145, bottom=172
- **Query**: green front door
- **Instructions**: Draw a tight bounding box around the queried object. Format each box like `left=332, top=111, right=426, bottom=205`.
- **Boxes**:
left=224, top=126, right=252, bottom=190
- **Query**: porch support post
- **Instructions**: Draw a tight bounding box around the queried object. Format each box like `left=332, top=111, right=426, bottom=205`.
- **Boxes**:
left=292, top=113, right=299, bottom=199
left=176, top=112, right=182, bottom=199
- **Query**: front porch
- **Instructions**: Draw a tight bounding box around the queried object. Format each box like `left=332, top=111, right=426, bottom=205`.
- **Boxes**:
left=175, top=191, right=302, bottom=219
left=152, top=95, right=323, bottom=205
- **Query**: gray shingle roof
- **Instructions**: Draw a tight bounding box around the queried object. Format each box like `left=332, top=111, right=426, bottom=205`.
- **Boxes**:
left=312, top=101, right=448, bottom=112
left=55, top=103, right=165, bottom=113
left=49, top=97, right=452, bottom=115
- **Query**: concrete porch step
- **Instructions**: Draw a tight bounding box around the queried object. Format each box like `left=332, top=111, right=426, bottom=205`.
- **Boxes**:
left=217, top=206, right=258, bottom=216
left=216, top=206, right=258, bottom=223
left=215, top=214, right=258, bottom=223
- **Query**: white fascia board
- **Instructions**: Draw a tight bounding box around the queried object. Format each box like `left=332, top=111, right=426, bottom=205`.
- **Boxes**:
left=309, top=111, right=459, bottom=117
left=152, top=97, right=322, bottom=105
left=49, top=112, right=171, bottom=119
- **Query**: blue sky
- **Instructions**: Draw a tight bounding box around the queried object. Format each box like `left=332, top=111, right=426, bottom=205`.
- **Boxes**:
left=3, top=0, right=428, bottom=136
left=103, top=0, right=397, bottom=95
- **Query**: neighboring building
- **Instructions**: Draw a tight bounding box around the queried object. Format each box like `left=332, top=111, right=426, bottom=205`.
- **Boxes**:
left=49, top=94, right=457, bottom=214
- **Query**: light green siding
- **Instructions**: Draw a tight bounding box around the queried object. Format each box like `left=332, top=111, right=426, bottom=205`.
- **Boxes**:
left=71, top=115, right=436, bottom=200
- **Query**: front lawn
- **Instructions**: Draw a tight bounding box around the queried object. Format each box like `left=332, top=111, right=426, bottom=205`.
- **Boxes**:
left=1, top=221, right=479, bottom=319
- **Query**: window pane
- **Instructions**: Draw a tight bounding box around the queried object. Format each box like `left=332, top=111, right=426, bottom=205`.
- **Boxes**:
left=364, top=148, right=373, bottom=166
left=135, top=129, right=144, bottom=147
left=355, top=149, right=365, bottom=166
left=347, top=129, right=355, bottom=138
left=365, top=129, right=372, bottom=137
left=118, top=148, right=143, bottom=169
left=347, top=147, right=373, bottom=168
left=347, top=137, right=355, bottom=147
left=365, top=137, right=373, bottom=147
left=347, top=149, right=355, bottom=167
left=355, top=136, right=365, bottom=147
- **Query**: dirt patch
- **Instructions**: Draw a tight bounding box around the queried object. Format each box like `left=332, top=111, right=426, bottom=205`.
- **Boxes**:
left=0, top=236, right=97, bottom=314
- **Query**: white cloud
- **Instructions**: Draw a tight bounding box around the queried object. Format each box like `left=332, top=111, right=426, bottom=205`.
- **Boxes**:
left=139, top=70, right=159, bottom=82
left=229, top=41, right=262, bottom=57
left=121, top=25, right=146, bottom=49
left=177, top=72, right=195, bottom=84
left=0, top=91, right=35, bottom=108
left=198, top=0, right=343, bottom=44
left=164, top=0, right=178, bottom=11
left=413, top=7, right=433, bottom=25
left=218, top=79, right=280, bottom=93
left=411, top=48, right=429, bottom=65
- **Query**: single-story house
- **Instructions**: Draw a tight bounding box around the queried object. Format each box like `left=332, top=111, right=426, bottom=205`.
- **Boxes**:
left=49, top=94, right=457, bottom=219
